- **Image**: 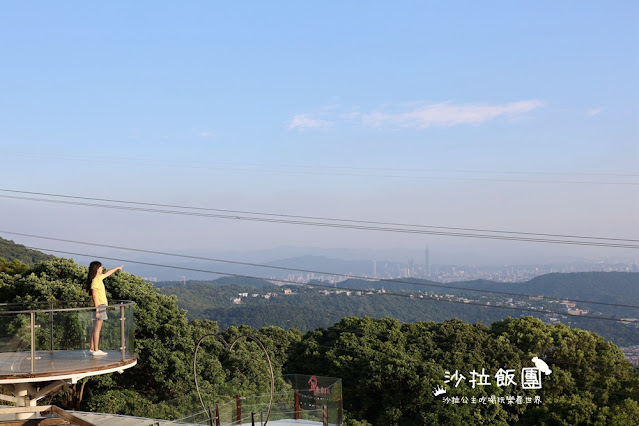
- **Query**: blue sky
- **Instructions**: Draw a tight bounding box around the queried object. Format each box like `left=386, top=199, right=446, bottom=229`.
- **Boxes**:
left=1, top=1, right=637, bottom=268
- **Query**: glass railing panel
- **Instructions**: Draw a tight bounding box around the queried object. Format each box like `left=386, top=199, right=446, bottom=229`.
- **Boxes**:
left=0, top=313, right=30, bottom=353
left=0, top=301, right=136, bottom=378
left=89, top=304, right=134, bottom=358
left=50, top=309, right=91, bottom=351
left=94, top=305, right=121, bottom=353
left=0, top=312, right=32, bottom=375
left=123, top=304, right=135, bottom=359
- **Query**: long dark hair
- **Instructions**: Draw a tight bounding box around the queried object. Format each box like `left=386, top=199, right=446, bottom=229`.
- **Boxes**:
left=86, top=261, right=102, bottom=295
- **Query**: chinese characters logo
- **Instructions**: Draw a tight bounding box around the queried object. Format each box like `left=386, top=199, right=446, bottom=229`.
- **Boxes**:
left=434, top=357, right=552, bottom=406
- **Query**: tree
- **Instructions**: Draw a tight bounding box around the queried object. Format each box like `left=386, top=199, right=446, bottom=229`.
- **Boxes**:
left=0, top=258, right=199, bottom=415
left=286, top=316, right=639, bottom=425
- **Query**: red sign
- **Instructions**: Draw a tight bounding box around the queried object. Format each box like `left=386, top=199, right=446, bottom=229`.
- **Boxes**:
left=308, top=376, right=330, bottom=395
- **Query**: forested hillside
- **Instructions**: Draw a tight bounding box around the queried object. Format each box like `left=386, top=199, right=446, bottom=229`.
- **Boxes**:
left=0, top=236, right=54, bottom=266
left=450, top=272, right=639, bottom=314
left=0, top=249, right=638, bottom=424
left=287, top=316, right=639, bottom=425
left=0, top=256, right=296, bottom=419
left=159, top=274, right=639, bottom=347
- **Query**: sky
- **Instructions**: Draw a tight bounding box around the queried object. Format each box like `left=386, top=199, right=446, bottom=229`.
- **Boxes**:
left=0, top=1, right=637, bottom=273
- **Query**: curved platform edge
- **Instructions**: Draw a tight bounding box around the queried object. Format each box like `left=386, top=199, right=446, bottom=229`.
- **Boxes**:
left=0, top=357, right=137, bottom=384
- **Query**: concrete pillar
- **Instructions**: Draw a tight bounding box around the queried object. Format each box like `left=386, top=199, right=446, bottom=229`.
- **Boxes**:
left=14, top=383, right=38, bottom=420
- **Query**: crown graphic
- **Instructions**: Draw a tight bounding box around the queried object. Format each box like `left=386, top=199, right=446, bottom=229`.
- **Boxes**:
left=432, top=385, right=447, bottom=397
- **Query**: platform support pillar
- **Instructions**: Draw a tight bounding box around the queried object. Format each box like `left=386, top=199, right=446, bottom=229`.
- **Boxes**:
left=14, top=383, right=39, bottom=420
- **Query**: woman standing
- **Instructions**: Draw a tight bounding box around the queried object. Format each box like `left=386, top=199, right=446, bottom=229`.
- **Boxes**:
left=86, top=261, right=123, bottom=356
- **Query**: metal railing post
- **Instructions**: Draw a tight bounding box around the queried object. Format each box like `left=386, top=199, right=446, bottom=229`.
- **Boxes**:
left=30, top=312, right=36, bottom=374
left=120, top=304, right=126, bottom=361
left=49, top=301, right=54, bottom=351
left=295, top=389, right=300, bottom=420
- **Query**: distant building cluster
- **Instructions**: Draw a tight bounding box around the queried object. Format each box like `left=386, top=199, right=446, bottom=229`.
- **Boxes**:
left=271, top=257, right=639, bottom=284
left=231, top=289, right=299, bottom=304
left=621, top=345, right=639, bottom=368
left=285, top=273, right=343, bottom=284
left=414, top=262, right=639, bottom=283
left=319, top=289, right=365, bottom=296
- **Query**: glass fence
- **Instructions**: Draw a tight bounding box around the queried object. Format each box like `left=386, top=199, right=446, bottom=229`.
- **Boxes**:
left=178, top=391, right=329, bottom=426
left=174, top=375, right=343, bottom=425
left=0, top=300, right=136, bottom=377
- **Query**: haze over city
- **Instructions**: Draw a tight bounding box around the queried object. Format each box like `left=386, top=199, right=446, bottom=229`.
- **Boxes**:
left=1, top=2, right=637, bottom=274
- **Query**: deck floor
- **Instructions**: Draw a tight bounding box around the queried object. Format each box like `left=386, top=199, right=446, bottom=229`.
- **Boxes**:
left=0, top=350, right=136, bottom=382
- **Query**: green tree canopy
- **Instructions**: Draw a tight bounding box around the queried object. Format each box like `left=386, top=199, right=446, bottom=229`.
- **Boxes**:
left=286, top=316, right=639, bottom=425
left=1, top=255, right=637, bottom=424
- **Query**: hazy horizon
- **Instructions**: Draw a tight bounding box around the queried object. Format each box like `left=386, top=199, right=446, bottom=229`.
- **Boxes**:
left=1, top=2, right=637, bottom=268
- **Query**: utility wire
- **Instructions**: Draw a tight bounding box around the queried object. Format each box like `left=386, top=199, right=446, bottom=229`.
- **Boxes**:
left=12, top=236, right=634, bottom=398
left=8, top=152, right=638, bottom=176
left=2, top=188, right=637, bottom=242
left=3, top=230, right=638, bottom=309
left=5, top=152, right=639, bottom=183
left=21, top=246, right=639, bottom=324
left=1, top=191, right=637, bottom=248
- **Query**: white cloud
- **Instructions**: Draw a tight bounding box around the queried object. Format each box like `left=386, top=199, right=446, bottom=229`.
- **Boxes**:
left=199, top=131, right=211, bottom=137
left=586, top=107, right=604, bottom=117
left=290, top=100, right=544, bottom=130
left=359, top=100, right=545, bottom=128
left=288, top=114, right=332, bottom=129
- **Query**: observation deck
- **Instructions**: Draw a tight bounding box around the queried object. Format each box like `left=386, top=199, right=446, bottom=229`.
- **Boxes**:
left=0, top=301, right=137, bottom=421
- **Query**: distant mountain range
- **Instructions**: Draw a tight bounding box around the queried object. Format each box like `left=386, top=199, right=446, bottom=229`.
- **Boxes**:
left=157, top=271, right=639, bottom=346
left=1, top=237, right=637, bottom=346
left=159, top=271, right=639, bottom=308
left=4, top=232, right=630, bottom=282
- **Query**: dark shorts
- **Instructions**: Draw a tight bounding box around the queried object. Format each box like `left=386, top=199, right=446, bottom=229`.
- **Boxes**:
left=92, top=304, right=108, bottom=321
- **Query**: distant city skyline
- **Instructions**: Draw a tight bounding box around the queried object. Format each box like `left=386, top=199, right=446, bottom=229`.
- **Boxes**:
left=1, top=2, right=637, bottom=267
left=70, top=243, right=639, bottom=282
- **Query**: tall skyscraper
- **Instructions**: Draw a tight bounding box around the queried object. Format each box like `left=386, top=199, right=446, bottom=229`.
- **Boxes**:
left=425, top=246, right=430, bottom=277
left=372, top=259, right=377, bottom=278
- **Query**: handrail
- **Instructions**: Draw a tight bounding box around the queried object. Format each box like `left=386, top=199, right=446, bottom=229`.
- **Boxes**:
left=1, top=300, right=87, bottom=306
left=0, top=300, right=136, bottom=378
left=0, top=300, right=135, bottom=315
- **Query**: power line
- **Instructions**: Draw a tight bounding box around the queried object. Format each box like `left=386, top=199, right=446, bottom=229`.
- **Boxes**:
left=21, top=246, right=638, bottom=324
left=1, top=190, right=637, bottom=248
left=7, top=239, right=636, bottom=394
left=5, top=152, right=639, bottom=183
left=2, top=188, right=637, bottom=242
left=3, top=230, right=638, bottom=309
left=9, top=151, right=639, bottom=176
